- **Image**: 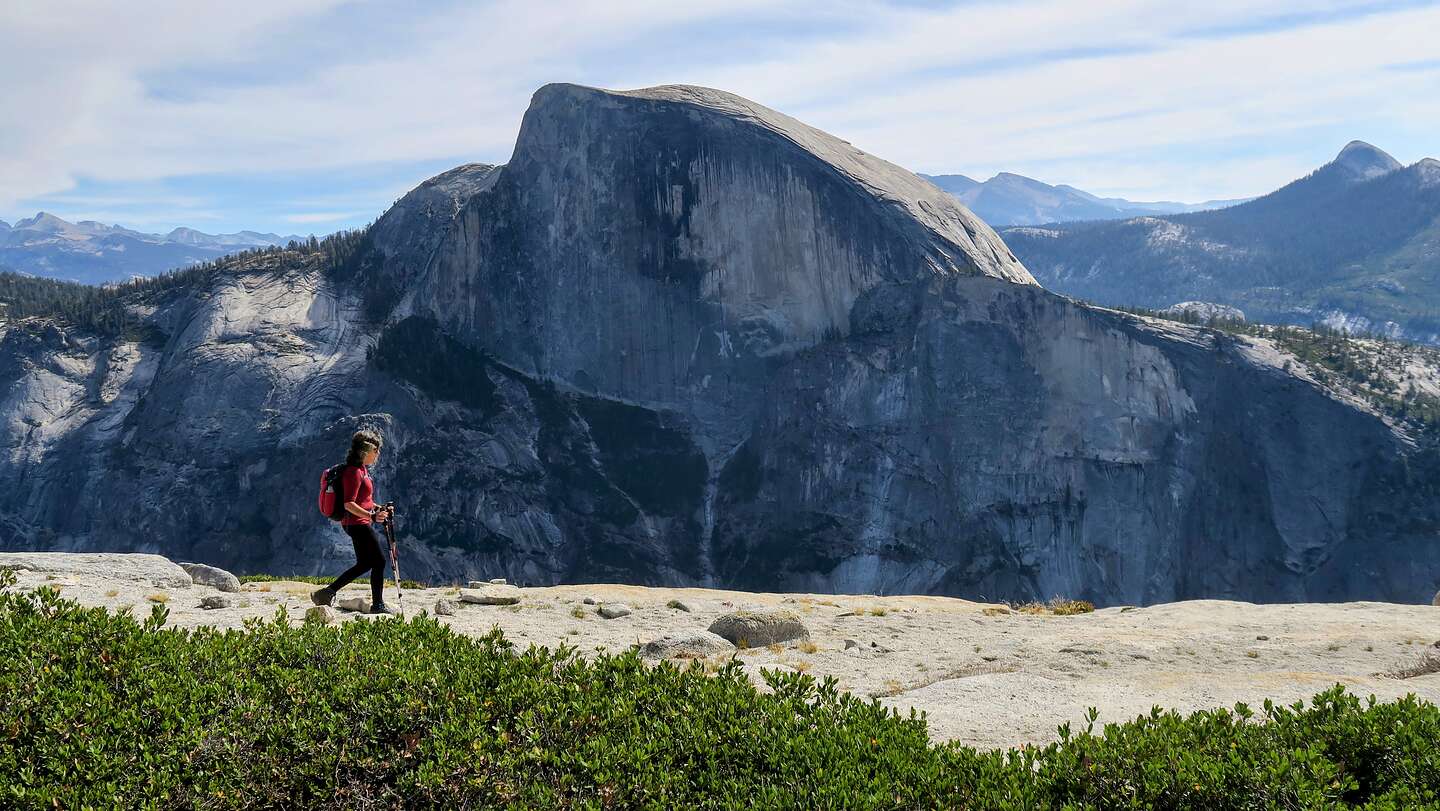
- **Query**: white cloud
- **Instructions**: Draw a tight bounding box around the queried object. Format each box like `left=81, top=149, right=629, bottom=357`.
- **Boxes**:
left=2, top=0, right=1437, bottom=213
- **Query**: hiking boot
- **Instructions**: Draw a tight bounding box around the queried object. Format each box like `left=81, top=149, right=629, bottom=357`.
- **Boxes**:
left=310, top=586, right=336, bottom=607
left=367, top=601, right=399, bottom=615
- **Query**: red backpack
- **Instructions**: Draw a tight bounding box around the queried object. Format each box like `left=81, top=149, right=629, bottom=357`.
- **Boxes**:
left=317, top=464, right=352, bottom=522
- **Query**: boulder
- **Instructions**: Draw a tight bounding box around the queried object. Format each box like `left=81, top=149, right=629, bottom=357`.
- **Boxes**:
left=336, top=596, right=369, bottom=612
left=708, top=610, right=810, bottom=648
left=598, top=603, right=632, bottom=619
left=666, top=599, right=694, bottom=612
left=178, top=562, right=242, bottom=592
left=0, top=552, right=191, bottom=589
left=640, top=631, right=734, bottom=660
left=434, top=599, right=457, bottom=616
left=459, top=584, right=522, bottom=605
left=199, top=595, right=233, bottom=610
left=305, top=606, right=338, bottom=624
left=489, top=578, right=508, bottom=585
left=582, top=596, right=598, bottom=605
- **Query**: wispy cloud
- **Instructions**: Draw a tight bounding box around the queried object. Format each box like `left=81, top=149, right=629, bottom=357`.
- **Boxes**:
left=283, top=211, right=362, bottom=223
left=2, top=0, right=1437, bottom=230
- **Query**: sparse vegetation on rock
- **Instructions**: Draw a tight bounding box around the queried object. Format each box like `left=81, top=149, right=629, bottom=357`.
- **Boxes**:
left=4, top=571, right=1440, bottom=807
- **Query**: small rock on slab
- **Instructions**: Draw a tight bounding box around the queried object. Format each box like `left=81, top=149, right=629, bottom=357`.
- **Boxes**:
left=582, top=596, right=598, bottom=605
left=434, top=599, right=457, bottom=616
left=336, top=596, right=369, bottom=612
left=489, top=578, right=507, bottom=585
left=598, top=603, right=632, bottom=619
left=305, top=606, right=338, bottom=624
left=200, top=595, right=234, bottom=610
left=460, top=584, right=521, bottom=605
left=708, top=609, right=810, bottom=648
left=0, top=552, right=191, bottom=589
left=666, top=599, right=693, bottom=612
left=178, top=562, right=242, bottom=592
left=640, top=631, right=734, bottom=660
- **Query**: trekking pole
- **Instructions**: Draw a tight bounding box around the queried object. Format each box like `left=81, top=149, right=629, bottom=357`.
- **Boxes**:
left=383, top=506, right=405, bottom=617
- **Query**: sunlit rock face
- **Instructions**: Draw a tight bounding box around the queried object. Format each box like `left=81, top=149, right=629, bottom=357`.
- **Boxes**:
left=2, top=84, right=1436, bottom=605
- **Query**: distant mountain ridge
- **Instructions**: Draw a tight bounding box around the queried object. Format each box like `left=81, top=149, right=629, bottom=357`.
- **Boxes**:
left=0, top=212, right=306, bottom=285
left=922, top=172, right=1247, bottom=227
left=1002, top=141, right=1440, bottom=342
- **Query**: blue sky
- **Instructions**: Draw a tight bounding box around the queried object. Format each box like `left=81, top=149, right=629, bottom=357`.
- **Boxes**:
left=3, top=0, right=1438, bottom=235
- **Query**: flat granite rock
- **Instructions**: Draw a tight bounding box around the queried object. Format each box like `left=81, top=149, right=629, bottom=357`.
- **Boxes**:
left=460, top=584, right=522, bottom=605
left=336, top=596, right=369, bottom=613
left=199, top=595, right=234, bottom=610
left=0, top=552, right=192, bottom=589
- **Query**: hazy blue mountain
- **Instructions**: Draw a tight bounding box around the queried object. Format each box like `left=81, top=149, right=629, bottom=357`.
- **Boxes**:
left=921, top=171, right=1247, bottom=227
left=0, top=212, right=306, bottom=285
left=1003, top=142, right=1440, bottom=341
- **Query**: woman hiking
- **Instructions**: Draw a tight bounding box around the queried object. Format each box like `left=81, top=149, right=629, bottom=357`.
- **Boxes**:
left=311, top=429, right=398, bottom=614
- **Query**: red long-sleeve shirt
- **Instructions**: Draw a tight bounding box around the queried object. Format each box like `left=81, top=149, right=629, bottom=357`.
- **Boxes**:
left=339, top=464, right=375, bottom=526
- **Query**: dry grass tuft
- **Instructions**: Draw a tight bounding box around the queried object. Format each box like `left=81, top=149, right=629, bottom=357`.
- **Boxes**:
left=1049, top=598, right=1095, bottom=616
left=798, top=641, right=819, bottom=654
left=105, top=589, right=119, bottom=598
left=766, top=643, right=783, bottom=654
left=570, top=606, right=587, bottom=619
left=145, top=593, right=170, bottom=604
left=1009, top=597, right=1095, bottom=616
left=982, top=607, right=1011, bottom=617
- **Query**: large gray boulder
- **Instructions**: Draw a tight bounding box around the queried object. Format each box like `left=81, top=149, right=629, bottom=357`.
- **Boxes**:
left=708, top=610, right=810, bottom=648
left=0, top=553, right=191, bottom=589
left=178, top=562, right=242, bottom=592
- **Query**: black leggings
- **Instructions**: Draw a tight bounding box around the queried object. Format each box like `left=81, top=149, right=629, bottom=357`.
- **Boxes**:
left=330, top=523, right=387, bottom=604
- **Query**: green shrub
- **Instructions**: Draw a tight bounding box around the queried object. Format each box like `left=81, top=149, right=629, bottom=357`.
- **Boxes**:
left=238, top=573, right=427, bottom=590
left=2, top=568, right=1438, bottom=808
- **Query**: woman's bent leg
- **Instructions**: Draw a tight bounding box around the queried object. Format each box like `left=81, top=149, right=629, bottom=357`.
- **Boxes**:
left=330, top=525, right=376, bottom=592
left=351, top=524, right=388, bottom=606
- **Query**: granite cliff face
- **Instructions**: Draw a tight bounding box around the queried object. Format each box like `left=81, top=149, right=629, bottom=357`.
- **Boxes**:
left=1, top=85, right=1436, bottom=604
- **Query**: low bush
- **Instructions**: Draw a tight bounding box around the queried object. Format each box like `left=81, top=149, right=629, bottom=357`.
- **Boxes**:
left=2, top=568, right=1438, bottom=808
left=237, top=573, right=427, bottom=590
